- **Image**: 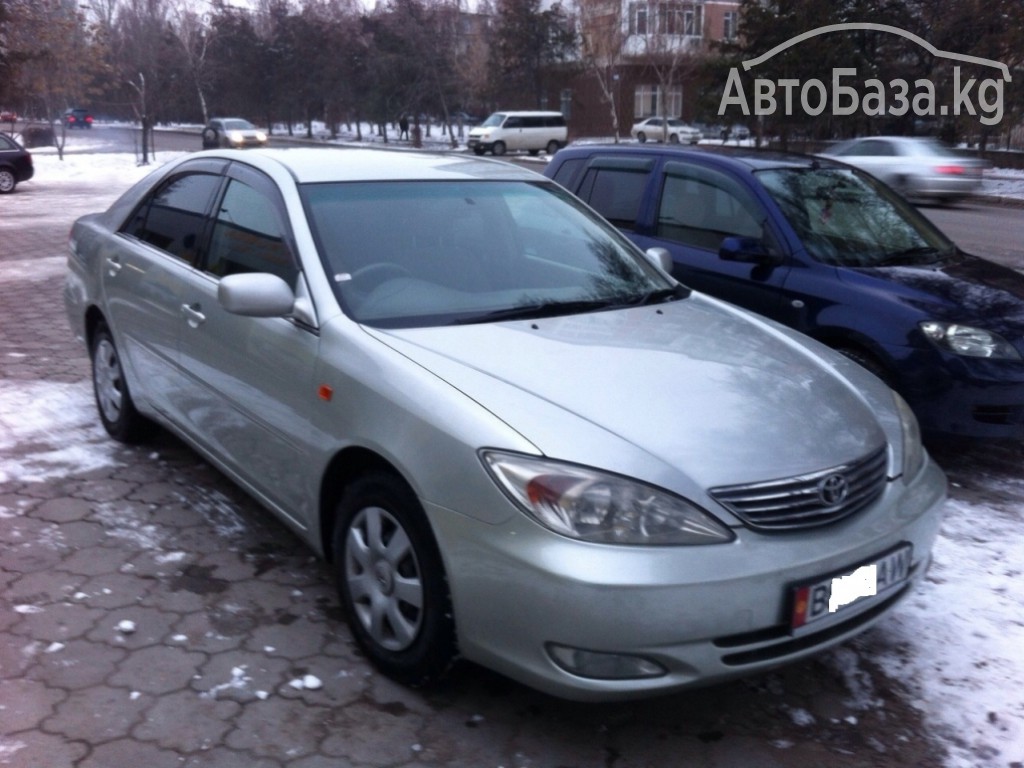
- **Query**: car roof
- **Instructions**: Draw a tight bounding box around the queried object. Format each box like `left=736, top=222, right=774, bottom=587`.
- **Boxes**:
left=196, top=147, right=549, bottom=184
left=553, top=143, right=839, bottom=172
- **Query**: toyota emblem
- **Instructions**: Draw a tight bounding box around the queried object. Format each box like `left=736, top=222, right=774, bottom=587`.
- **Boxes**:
left=819, top=473, right=850, bottom=506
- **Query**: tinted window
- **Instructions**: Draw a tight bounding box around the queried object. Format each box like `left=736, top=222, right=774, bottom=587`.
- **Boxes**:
left=579, top=167, right=650, bottom=229
left=122, top=173, right=222, bottom=265
left=657, top=164, right=764, bottom=251
left=205, top=179, right=296, bottom=283
left=550, top=158, right=587, bottom=190
left=504, top=117, right=524, bottom=128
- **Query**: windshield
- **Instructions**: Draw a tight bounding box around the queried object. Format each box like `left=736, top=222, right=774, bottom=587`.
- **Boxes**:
left=756, top=167, right=956, bottom=267
left=224, top=119, right=256, bottom=131
left=301, top=180, right=677, bottom=328
left=481, top=113, right=506, bottom=128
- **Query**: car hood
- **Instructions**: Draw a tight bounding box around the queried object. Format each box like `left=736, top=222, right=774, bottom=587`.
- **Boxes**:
left=367, top=296, right=890, bottom=489
left=849, top=252, right=1024, bottom=334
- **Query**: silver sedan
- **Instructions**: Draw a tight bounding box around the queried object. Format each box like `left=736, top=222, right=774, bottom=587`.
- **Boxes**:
left=64, top=148, right=947, bottom=701
left=820, top=136, right=986, bottom=203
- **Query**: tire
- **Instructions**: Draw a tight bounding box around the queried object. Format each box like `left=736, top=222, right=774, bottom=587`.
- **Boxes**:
left=492, top=141, right=506, bottom=156
left=545, top=140, right=560, bottom=155
left=0, top=168, right=16, bottom=194
left=837, top=345, right=893, bottom=387
left=637, top=132, right=647, bottom=143
left=201, top=127, right=219, bottom=149
left=472, top=147, right=485, bottom=156
left=332, top=472, right=456, bottom=687
left=669, top=133, right=680, bottom=144
left=528, top=149, right=540, bottom=156
left=90, top=324, right=153, bottom=443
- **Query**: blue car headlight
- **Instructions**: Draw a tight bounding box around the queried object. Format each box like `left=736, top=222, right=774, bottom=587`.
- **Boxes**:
left=919, top=321, right=1021, bottom=360
left=481, top=451, right=734, bottom=545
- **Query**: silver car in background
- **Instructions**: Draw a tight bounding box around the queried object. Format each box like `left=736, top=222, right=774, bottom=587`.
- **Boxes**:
left=65, top=148, right=946, bottom=701
left=820, top=136, right=986, bottom=203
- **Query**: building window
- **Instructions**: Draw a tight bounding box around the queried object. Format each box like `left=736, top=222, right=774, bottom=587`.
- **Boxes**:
left=634, top=85, right=683, bottom=118
left=723, top=11, right=737, bottom=41
left=683, top=6, right=702, bottom=36
left=629, top=2, right=649, bottom=35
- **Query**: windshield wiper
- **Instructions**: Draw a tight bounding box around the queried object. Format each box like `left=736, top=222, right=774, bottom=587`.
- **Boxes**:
left=877, top=246, right=944, bottom=266
left=451, top=288, right=688, bottom=325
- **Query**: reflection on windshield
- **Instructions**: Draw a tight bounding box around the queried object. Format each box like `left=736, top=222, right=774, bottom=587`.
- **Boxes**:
left=756, top=168, right=956, bottom=268
left=301, top=180, right=674, bottom=328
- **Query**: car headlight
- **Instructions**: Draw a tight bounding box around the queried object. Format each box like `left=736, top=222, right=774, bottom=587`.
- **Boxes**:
left=481, top=451, right=734, bottom=545
left=255, top=131, right=267, bottom=142
left=227, top=130, right=243, bottom=144
left=919, top=321, right=1021, bottom=360
left=893, top=391, right=925, bottom=480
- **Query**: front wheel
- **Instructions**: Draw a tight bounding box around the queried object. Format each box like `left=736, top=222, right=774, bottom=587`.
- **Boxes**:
left=668, top=133, right=680, bottom=144
left=91, top=324, right=153, bottom=442
left=201, top=127, right=219, bottom=149
left=637, top=132, right=647, bottom=143
left=491, top=141, right=506, bottom=156
left=837, top=345, right=893, bottom=387
left=332, top=472, right=456, bottom=687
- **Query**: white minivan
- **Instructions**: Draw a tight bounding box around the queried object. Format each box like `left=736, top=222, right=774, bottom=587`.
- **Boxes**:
left=467, top=111, right=567, bottom=156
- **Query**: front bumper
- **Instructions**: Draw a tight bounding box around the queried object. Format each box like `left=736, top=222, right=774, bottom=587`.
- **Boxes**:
left=888, top=343, right=1024, bottom=439
left=429, top=456, right=947, bottom=701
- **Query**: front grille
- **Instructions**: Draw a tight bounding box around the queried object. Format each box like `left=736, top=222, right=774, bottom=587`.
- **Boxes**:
left=709, top=446, right=888, bottom=531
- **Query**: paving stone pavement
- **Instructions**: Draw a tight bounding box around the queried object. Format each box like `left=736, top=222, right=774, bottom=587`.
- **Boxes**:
left=0, top=167, right=952, bottom=768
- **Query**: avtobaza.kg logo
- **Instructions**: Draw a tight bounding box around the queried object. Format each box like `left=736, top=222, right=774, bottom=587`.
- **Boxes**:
left=719, top=23, right=1011, bottom=126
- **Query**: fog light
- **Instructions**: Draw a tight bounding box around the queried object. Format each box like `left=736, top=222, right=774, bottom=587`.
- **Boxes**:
left=547, top=643, right=667, bottom=680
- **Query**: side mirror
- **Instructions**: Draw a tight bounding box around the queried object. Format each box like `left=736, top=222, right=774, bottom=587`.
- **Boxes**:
left=644, top=247, right=676, bottom=277
left=218, top=273, right=296, bottom=317
left=719, top=236, right=783, bottom=266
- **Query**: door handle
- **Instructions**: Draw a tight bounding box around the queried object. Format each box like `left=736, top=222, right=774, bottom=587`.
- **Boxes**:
left=181, top=303, right=206, bottom=328
left=105, top=256, right=122, bottom=277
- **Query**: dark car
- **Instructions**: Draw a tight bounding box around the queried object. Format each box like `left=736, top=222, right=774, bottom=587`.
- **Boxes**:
left=64, top=108, right=93, bottom=129
left=545, top=144, right=1024, bottom=440
left=0, top=132, right=33, bottom=193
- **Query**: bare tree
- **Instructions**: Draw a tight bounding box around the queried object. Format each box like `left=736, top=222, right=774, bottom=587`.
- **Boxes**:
left=574, top=0, right=628, bottom=141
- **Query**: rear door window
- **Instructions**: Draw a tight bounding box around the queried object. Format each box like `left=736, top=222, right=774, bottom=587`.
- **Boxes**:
left=576, top=157, right=654, bottom=230
left=121, top=172, right=223, bottom=266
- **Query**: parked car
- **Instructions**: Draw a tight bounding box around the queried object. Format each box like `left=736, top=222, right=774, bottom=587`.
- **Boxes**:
left=631, top=117, right=702, bottom=145
left=64, top=108, right=93, bottom=129
left=545, top=144, right=1024, bottom=440
left=819, top=136, right=985, bottom=204
left=0, top=110, right=18, bottom=123
left=65, top=147, right=946, bottom=701
left=466, top=111, right=566, bottom=156
left=201, top=117, right=268, bottom=149
left=0, top=132, right=33, bottom=193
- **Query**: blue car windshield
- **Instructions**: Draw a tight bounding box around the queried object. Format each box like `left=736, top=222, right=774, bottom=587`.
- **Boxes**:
left=756, top=167, right=956, bottom=268
left=301, top=180, right=676, bottom=328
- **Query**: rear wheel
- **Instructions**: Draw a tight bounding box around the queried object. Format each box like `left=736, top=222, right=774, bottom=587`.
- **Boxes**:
left=0, top=168, right=15, bottom=194
left=332, top=472, right=456, bottom=687
left=546, top=140, right=560, bottom=155
left=492, top=141, right=506, bottom=156
left=90, top=324, right=153, bottom=442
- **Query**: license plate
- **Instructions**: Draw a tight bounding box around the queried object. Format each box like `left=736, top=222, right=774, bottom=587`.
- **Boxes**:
left=790, top=544, right=912, bottom=629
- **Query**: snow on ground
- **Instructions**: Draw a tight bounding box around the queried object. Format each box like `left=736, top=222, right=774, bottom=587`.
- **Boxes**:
left=2, top=147, right=1023, bottom=766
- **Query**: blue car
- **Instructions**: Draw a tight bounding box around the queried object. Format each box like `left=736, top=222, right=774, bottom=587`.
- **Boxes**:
left=545, top=145, right=1024, bottom=440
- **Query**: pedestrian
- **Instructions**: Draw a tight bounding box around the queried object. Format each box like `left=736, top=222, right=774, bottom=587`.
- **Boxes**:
left=399, top=114, right=410, bottom=140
